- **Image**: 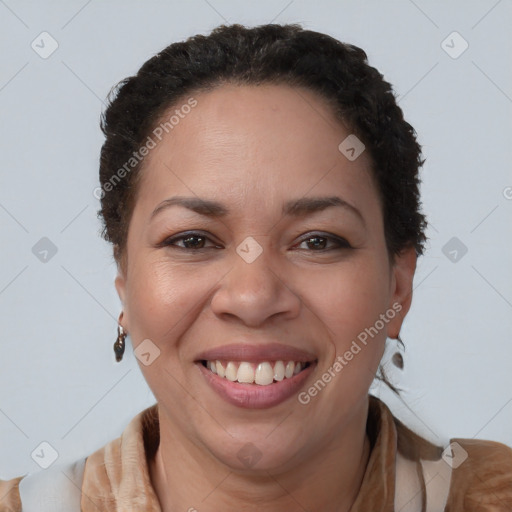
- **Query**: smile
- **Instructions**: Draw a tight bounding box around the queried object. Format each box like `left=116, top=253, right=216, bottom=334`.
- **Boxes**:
left=195, top=343, right=317, bottom=408
left=201, top=360, right=311, bottom=385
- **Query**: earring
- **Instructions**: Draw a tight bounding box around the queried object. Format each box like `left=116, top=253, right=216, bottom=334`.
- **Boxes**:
left=113, top=312, right=127, bottom=362
left=391, top=333, right=404, bottom=369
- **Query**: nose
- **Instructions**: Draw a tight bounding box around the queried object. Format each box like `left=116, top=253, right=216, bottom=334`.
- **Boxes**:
left=210, top=243, right=301, bottom=327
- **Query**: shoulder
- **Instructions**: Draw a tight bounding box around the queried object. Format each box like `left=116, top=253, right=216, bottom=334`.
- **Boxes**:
left=0, top=458, right=86, bottom=512
left=0, top=475, right=23, bottom=512
left=388, top=400, right=512, bottom=509
left=446, top=437, right=512, bottom=510
left=0, top=405, right=158, bottom=512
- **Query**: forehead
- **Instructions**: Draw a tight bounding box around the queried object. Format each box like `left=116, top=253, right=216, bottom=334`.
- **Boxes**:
left=150, top=83, right=347, bottom=162
left=135, top=83, right=379, bottom=217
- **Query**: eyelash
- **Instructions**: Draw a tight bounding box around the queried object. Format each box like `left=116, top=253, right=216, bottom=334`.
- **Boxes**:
left=160, top=231, right=352, bottom=252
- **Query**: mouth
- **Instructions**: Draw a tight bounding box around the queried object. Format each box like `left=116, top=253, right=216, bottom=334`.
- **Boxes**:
left=200, top=359, right=313, bottom=385
left=195, top=343, right=317, bottom=409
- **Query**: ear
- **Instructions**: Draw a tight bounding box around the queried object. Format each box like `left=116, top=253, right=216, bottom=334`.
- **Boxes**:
left=114, top=264, right=128, bottom=330
left=386, top=246, right=417, bottom=339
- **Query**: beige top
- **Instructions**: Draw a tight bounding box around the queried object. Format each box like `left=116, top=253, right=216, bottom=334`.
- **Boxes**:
left=1, top=395, right=511, bottom=511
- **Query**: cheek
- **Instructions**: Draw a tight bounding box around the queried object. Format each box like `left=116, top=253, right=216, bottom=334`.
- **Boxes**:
left=306, top=255, right=390, bottom=357
left=125, top=258, right=212, bottom=346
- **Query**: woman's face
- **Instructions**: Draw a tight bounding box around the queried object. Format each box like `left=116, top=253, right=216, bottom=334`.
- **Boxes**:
left=115, top=84, right=416, bottom=472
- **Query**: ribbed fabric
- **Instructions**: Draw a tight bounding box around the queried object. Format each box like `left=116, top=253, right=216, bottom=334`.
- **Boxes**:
left=1, top=395, right=511, bottom=511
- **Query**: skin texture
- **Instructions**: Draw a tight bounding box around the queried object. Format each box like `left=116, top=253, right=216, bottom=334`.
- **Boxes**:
left=115, top=84, right=417, bottom=512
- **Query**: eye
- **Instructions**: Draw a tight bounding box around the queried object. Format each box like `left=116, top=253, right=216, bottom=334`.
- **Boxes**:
left=161, top=231, right=221, bottom=250
left=294, top=233, right=351, bottom=251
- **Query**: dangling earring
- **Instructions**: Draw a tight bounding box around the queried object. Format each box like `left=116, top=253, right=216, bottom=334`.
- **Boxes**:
left=113, top=312, right=127, bottom=362
left=391, top=333, right=404, bottom=369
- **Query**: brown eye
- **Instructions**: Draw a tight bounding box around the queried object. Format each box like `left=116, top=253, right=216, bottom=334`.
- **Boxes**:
left=161, top=232, right=221, bottom=250
left=305, top=236, right=328, bottom=250
left=296, top=233, right=351, bottom=251
left=181, top=235, right=206, bottom=249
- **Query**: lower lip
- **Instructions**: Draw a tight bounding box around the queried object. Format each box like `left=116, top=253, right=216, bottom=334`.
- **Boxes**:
left=197, top=362, right=316, bottom=409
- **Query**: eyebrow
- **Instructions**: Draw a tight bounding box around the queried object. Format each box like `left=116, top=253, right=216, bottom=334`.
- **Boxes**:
left=150, top=195, right=365, bottom=224
left=151, top=197, right=229, bottom=219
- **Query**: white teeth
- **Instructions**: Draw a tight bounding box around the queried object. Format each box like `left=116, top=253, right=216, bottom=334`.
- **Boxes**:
left=273, top=360, right=285, bottom=381
left=205, top=359, right=309, bottom=385
left=255, top=362, right=274, bottom=385
left=216, top=361, right=225, bottom=378
left=225, top=362, right=238, bottom=381
left=237, top=362, right=255, bottom=383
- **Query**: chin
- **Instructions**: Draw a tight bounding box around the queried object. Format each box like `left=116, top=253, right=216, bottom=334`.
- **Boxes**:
left=201, top=424, right=309, bottom=475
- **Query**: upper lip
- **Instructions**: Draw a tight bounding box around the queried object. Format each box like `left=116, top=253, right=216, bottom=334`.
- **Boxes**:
left=195, top=343, right=317, bottom=363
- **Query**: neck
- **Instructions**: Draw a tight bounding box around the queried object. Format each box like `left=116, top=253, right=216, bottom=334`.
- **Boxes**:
left=149, top=398, right=371, bottom=512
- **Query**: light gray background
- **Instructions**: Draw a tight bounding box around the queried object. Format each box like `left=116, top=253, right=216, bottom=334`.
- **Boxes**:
left=1, top=0, right=511, bottom=480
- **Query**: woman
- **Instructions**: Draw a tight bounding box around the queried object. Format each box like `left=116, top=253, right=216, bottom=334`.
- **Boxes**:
left=1, top=23, right=511, bottom=512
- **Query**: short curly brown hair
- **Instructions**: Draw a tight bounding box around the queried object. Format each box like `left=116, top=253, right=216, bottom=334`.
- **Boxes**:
left=98, top=22, right=427, bottom=273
